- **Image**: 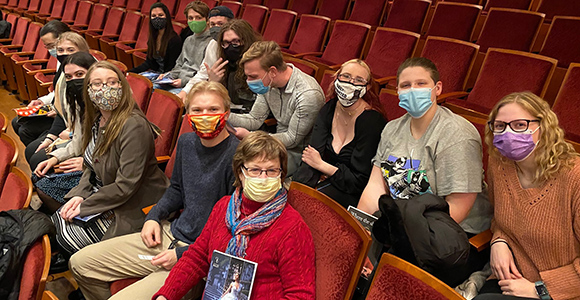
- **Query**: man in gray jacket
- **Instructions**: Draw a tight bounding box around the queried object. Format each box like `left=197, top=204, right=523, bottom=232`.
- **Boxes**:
left=229, top=41, right=325, bottom=175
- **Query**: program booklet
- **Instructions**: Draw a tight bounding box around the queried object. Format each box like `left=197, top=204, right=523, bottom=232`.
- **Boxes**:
left=347, top=205, right=378, bottom=233
left=14, top=104, right=54, bottom=118
left=203, top=250, right=257, bottom=300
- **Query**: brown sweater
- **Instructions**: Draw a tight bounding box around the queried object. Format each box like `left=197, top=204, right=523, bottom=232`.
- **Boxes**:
left=488, top=156, right=580, bottom=300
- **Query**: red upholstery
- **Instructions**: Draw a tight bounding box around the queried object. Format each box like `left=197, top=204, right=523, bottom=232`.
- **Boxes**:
left=348, top=0, right=387, bottom=26
left=15, top=0, right=39, bottom=14
left=283, top=14, right=329, bottom=55
left=552, top=64, right=580, bottom=142
left=383, top=0, right=431, bottom=33
left=0, top=113, right=6, bottom=132
left=221, top=1, right=243, bottom=17
left=125, top=0, right=142, bottom=12
left=35, top=0, right=66, bottom=22
left=304, top=20, right=370, bottom=67
left=426, top=2, right=481, bottom=41
left=145, top=89, right=184, bottom=157
left=289, top=0, right=317, bottom=15
left=90, top=49, right=107, bottom=61
left=115, top=16, right=148, bottom=69
left=85, top=7, right=124, bottom=50
left=99, top=10, right=143, bottom=59
left=4, top=14, right=18, bottom=38
left=12, top=35, right=49, bottom=100
left=265, top=0, right=288, bottom=9
left=262, top=9, right=297, bottom=45
left=287, top=182, right=370, bottom=300
left=69, top=0, right=92, bottom=27
left=18, top=237, right=46, bottom=300
left=112, top=0, right=128, bottom=8
left=379, top=89, right=407, bottom=121
left=317, top=0, right=350, bottom=20
left=174, top=0, right=190, bottom=23
left=110, top=278, right=140, bottom=295
left=140, top=0, right=156, bottom=14
left=164, top=117, right=193, bottom=178
left=319, top=70, right=333, bottom=100
left=0, top=134, right=17, bottom=192
left=241, top=4, right=269, bottom=33
left=0, top=170, right=30, bottom=211
left=161, top=0, right=177, bottom=16
left=536, top=0, right=580, bottom=21
left=284, top=57, right=319, bottom=79
left=127, top=72, right=153, bottom=113
left=14, top=0, right=30, bottom=12
left=28, top=0, right=54, bottom=17
left=476, top=8, right=544, bottom=52
left=365, top=27, right=419, bottom=79
left=242, top=0, right=262, bottom=5
left=5, top=0, right=18, bottom=9
left=421, top=36, right=479, bottom=93
left=6, top=16, right=29, bottom=46
left=53, top=0, right=79, bottom=24
left=72, top=3, right=108, bottom=33
left=483, top=0, right=531, bottom=12
left=539, top=17, right=580, bottom=68
left=445, top=48, right=556, bottom=115
left=200, top=0, right=217, bottom=9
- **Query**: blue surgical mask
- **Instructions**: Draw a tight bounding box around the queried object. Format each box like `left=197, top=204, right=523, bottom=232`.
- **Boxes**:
left=246, top=72, right=270, bottom=95
left=398, top=87, right=434, bottom=118
left=48, top=48, right=57, bottom=58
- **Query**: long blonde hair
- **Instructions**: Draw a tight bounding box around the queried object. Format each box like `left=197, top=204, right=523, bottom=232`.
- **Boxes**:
left=82, top=61, right=160, bottom=157
left=485, top=92, right=578, bottom=182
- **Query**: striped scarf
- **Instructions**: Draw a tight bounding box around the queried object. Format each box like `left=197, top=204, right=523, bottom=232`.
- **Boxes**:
left=225, top=187, right=287, bottom=258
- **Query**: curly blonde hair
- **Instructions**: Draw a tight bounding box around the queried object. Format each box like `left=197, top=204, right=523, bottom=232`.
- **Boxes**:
left=484, top=92, right=578, bottom=182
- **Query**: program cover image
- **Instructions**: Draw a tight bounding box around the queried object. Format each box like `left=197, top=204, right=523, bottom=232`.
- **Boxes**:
left=203, top=250, right=257, bottom=300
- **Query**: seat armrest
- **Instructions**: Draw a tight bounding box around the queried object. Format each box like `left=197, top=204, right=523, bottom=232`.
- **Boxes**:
left=9, top=51, right=35, bottom=57
left=437, top=91, right=469, bottom=103
left=156, top=156, right=170, bottom=164
left=142, top=204, right=156, bottom=215
left=469, top=229, right=492, bottom=252
left=264, top=118, right=277, bottom=127
left=286, top=51, right=323, bottom=58
left=374, top=76, right=397, bottom=86
left=127, top=48, right=147, bottom=54
left=27, top=68, right=56, bottom=76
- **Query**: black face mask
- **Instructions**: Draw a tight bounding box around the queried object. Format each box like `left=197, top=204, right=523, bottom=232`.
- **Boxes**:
left=66, top=78, right=85, bottom=104
left=150, top=17, right=167, bottom=30
left=57, top=54, right=69, bottom=64
left=223, top=45, right=242, bottom=68
left=210, top=26, right=221, bottom=41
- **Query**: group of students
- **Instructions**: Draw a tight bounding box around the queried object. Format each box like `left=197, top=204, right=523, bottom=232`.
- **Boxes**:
left=7, top=1, right=580, bottom=300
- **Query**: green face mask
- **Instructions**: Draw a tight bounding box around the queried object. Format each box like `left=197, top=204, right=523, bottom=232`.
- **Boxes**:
left=188, top=20, right=207, bottom=34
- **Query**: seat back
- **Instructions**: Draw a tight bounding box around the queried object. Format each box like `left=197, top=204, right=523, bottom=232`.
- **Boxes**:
left=24, top=0, right=41, bottom=12
left=241, top=4, right=269, bottom=33
left=5, top=14, right=18, bottom=38
left=134, top=15, right=149, bottom=49
left=320, top=20, right=371, bottom=66
left=348, top=0, right=388, bottom=26
left=426, top=2, right=481, bottom=41
left=287, top=14, right=330, bottom=54
left=552, top=63, right=580, bottom=142
left=289, top=0, right=317, bottom=15
left=106, top=59, right=128, bottom=73
left=539, top=16, right=580, bottom=68
left=264, top=0, right=288, bottom=9
left=456, top=113, right=489, bottom=174
left=284, top=56, right=320, bottom=80
left=319, top=69, right=334, bottom=100
left=47, top=0, right=66, bottom=19
left=85, top=4, right=109, bottom=31
left=145, top=89, right=184, bottom=157
left=60, top=0, right=79, bottom=23
left=20, top=21, right=41, bottom=52
left=15, top=0, right=30, bottom=11
left=31, top=26, right=49, bottom=60
left=140, top=0, right=156, bottom=14
left=536, top=0, right=580, bottom=21
left=72, top=0, right=92, bottom=26
left=11, top=16, right=30, bottom=46
left=365, top=253, right=464, bottom=300
left=36, top=0, right=55, bottom=15
left=476, top=8, right=544, bottom=52
left=262, top=9, right=297, bottom=45
left=90, top=49, right=107, bottom=60
left=200, top=0, right=217, bottom=9
left=125, top=0, right=142, bottom=11
left=127, top=72, right=153, bottom=113
left=365, top=27, right=420, bottom=79
left=317, top=0, right=351, bottom=20
left=18, top=235, right=50, bottom=300
left=466, top=48, right=557, bottom=114
left=383, top=0, right=431, bottom=33
left=165, top=116, right=193, bottom=178
left=6, top=0, right=18, bottom=8
left=118, top=10, right=143, bottom=41
left=112, top=0, right=127, bottom=7
left=0, top=112, right=7, bottom=132
left=287, top=182, right=371, bottom=300
left=242, top=0, right=263, bottom=5
left=101, top=6, right=125, bottom=36
left=0, top=133, right=18, bottom=192
left=0, top=167, right=33, bottom=210
left=421, top=36, right=479, bottom=93
left=379, top=88, right=407, bottom=121
left=174, top=0, right=190, bottom=23
left=221, top=1, right=243, bottom=17
left=483, top=0, right=531, bottom=11
left=162, top=0, right=178, bottom=16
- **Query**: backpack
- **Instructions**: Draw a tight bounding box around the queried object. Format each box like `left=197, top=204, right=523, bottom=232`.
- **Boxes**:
left=0, top=20, right=12, bottom=39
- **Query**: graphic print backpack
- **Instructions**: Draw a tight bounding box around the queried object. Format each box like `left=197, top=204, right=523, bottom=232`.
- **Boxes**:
left=0, top=211, right=24, bottom=299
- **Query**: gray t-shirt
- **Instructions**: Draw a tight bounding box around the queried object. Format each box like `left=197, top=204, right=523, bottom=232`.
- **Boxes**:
left=372, top=106, right=491, bottom=234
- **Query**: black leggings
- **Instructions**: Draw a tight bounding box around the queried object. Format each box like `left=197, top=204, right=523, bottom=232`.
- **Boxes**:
left=474, top=280, right=538, bottom=300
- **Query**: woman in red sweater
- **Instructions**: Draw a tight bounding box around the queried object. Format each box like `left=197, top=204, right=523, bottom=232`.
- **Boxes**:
left=153, top=131, right=316, bottom=300
left=475, top=92, right=580, bottom=300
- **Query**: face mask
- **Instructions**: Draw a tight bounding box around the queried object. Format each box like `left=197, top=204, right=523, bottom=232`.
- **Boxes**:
left=398, top=87, right=434, bottom=118
left=493, top=126, right=540, bottom=161
left=223, top=45, right=241, bottom=67
left=88, top=85, right=122, bottom=111
left=209, top=26, right=221, bottom=40
left=247, top=72, right=271, bottom=95
left=188, top=20, right=207, bottom=34
left=66, top=78, right=85, bottom=103
left=242, top=170, right=282, bottom=203
left=48, top=48, right=58, bottom=58
left=187, top=112, right=227, bottom=139
left=57, top=54, right=68, bottom=64
left=335, top=79, right=366, bottom=107
left=151, top=17, right=167, bottom=30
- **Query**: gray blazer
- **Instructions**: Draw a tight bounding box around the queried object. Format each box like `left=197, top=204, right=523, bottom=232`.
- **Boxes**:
left=66, top=110, right=170, bottom=239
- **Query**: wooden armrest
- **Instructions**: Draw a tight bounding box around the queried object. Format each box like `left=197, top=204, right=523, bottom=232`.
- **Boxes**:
left=126, top=48, right=147, bottom=54
left=116, top=40, right=137, bottom=46
left=100, top=34, right=119, bottom=40
left=40, top=82, right=53, bottom=88
left=21, top=58, right=49, bottom=66
left=437, top=91, right=469, bottom=103
left=289, top=51, right=323, bottom=58
left=84, top=29, right=104, bottom=36
left=156, top=156, right=170, bottom=164
left=264, top=118, right=277, bottom=126
left=10, top=51, right=35, bottom=57
left=0, top=38, right=13, bottom=44
left=142, top=204, right=156, bottom=215
left=278, top=42, right=290, bottom=48
left=71, top=24, right=89, bottom=30
left=374, top=76, right=397, bottom=86
left=469, top=229, right=492, bottom=252
left=0, top=44, right=24, bottom=51
left=15, top=56, right=41, bottom=65
left=28, top=68, right=56, bottom=76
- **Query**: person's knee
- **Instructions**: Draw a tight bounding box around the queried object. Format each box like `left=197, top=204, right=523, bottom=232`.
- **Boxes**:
left=68, top=251, right=85, bottom=277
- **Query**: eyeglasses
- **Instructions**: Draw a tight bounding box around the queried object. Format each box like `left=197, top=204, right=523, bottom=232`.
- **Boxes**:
left=337, top=73, right=368, bottom=85
left=488, top=119, right=540, bottom=133
left=242, top=165, right=282, bottom=177
left=221, top=39, right=242, bottom=49
left=89, top=80, right=121, bottom=90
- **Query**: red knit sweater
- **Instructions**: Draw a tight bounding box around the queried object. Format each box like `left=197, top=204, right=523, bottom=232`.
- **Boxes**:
left=488, top=156, right=580, bottom=300
left=153, top=194, right=316, bottom=300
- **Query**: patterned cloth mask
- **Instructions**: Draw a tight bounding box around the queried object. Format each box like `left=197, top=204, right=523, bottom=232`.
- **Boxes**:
left=334, top=79, right=367, bottom=107
left=187, top=112, right=227, bottom=139
left=150, top=17, right=167, bottom=30
left=88, top=85, right=122, bottom=111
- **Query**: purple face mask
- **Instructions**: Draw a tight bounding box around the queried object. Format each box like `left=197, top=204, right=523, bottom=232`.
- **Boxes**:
left=493, top=127, right=539, bottom=161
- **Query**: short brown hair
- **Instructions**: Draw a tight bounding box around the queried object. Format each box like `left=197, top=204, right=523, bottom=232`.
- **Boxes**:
left=232, top=131, right=288, bottom=187
left=184, top=1, right=209, bottom=19
left=186, top=81, right=231, bottom=112
left=240, top=40, right=287, bottom=72
left=396, top=57, right=440, bottom=84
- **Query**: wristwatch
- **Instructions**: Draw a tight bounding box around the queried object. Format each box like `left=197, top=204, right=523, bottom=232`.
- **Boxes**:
left=535, top=281, right=550, bottom=300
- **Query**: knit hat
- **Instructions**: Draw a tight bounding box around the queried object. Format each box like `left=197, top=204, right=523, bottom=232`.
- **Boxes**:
left=208, top=6, right=235, bottom=20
